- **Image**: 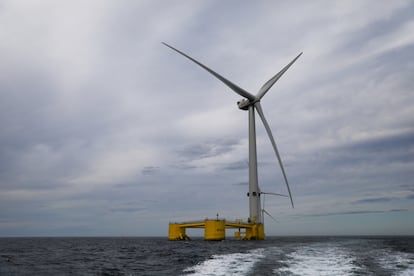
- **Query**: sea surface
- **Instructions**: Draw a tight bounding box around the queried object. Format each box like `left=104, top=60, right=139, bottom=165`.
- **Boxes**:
left=0, top=236, right=413, bottom=275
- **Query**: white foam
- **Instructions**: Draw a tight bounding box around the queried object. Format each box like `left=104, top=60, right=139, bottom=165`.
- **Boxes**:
left=182, top=248, right=264, bottom=276
left=277, top=243, right=357, bottom=275
left=400, top=269, right=414, bottom=276
left=377, top=249, right=414, bottom=275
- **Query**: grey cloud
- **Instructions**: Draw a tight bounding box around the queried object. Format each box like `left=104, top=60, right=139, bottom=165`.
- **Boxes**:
left=177, top=143, right=214, bottom=159
left=170, top=164, right=199, bottom=170
left=108, top=199, right=159, bottom=213
left=353, top=197, right=394, bottom=204
left=405, top=193, right=414, bottom=200
left=312, top=130, right=414, bottom=172
left=141, top=166, right=160, bottom=176
left=1, top=0, right=414, bottom=236
left=336, top=5, right=413, bottom=56
left=343, top=131, right=414, bottom=155
left=177, top=138, right=241, bottom=160
left=110, top=207, right=145, bottom=213
left=299, top=209, right=409, bottom=218
left=352, top=192, right=414, bottom=204
left=233, top=181, right=248, bottom=186
left=222, top=160, right=248, bottom=171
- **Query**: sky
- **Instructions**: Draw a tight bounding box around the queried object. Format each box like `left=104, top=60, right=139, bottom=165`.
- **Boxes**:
left=1, top=0, right=413, bottom=237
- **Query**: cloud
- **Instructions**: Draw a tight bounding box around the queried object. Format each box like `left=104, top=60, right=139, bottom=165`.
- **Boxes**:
left=353, top=192, right=414, bottom=204
left=297, top=209, right=409, bottom=218
left=176, top=140, right=238, bottom=160
left=222, top=160, right=248, bottom=171
left=141, top=166, right=160, bottom=176
left=0, top=0, right=413, bottom=236
left=354, top=197, right=395, bottom=204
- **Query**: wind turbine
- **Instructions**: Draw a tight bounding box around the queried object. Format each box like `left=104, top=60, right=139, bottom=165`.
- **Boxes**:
left=163, top=42, right=301, bottom=225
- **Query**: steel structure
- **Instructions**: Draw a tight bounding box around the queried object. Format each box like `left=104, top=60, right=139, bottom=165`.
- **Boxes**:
left=164, top=43, right=301, bottom=239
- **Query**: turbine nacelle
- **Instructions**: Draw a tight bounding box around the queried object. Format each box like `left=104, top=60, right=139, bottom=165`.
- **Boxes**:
left=237, top=98, right=253, bottom=110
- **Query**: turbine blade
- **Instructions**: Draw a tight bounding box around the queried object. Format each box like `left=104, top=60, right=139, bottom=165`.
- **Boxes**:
left=263, top=209, right=278, bottom=222
left=162, top=42, right=256, bottom=101
left=255, top=102, right=294, bottom=208
left=261, top=192, right=288, bottom=197
left=256, top=52, right=302, bottom=100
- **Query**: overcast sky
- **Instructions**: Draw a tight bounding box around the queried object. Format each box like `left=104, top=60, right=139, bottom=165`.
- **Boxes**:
left=1, top=0, right=413, bottom=237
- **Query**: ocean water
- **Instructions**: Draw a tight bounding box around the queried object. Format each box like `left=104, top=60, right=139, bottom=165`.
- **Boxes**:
left=0, top=236, right=413, bottom=275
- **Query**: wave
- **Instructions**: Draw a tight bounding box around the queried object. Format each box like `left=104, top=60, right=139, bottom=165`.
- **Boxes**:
left=181, top=239, right=414, bottom=275
left=182, top=248, right=264, bottom=276
left=277, top=243, right=357, bottom=275
left=377, top=248, right=414, bottom=276
left=276, top=241, right=414, bottom=275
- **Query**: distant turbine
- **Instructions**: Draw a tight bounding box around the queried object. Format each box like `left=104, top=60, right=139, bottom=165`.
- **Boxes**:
left=163, top=42, right=301, bottom=224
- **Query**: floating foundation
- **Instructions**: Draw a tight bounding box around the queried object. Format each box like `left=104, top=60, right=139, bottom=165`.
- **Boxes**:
left=168, top=219, right=264, bottom=241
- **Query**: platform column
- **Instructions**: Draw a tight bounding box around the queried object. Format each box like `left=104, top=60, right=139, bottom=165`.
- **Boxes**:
left=245, top=223, right=265, bottom=240
left=168, top=223, right=187, bottom=240
left=204, top=220, right=226, bottom=241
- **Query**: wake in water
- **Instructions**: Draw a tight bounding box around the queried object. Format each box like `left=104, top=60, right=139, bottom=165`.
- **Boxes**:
left=182, top=238, right=414, bottom=276
left=183, top=248, right=265, bottom=275
left=278, top=243, right=357, bottom=275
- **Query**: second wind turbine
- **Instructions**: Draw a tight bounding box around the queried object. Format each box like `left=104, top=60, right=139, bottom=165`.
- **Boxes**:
left=164, top=42, right=302, bottom=240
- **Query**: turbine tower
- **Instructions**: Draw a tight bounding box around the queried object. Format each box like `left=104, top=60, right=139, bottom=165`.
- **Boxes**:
left=163, top=42, right=301, bottom=227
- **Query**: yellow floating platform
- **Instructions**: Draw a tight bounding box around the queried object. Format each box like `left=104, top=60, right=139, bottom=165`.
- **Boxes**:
left=168, top=219, right=264, bottom=241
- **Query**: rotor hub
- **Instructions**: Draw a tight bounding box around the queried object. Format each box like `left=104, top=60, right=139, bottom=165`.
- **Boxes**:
left=237, top=98, right=258, bottom=110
